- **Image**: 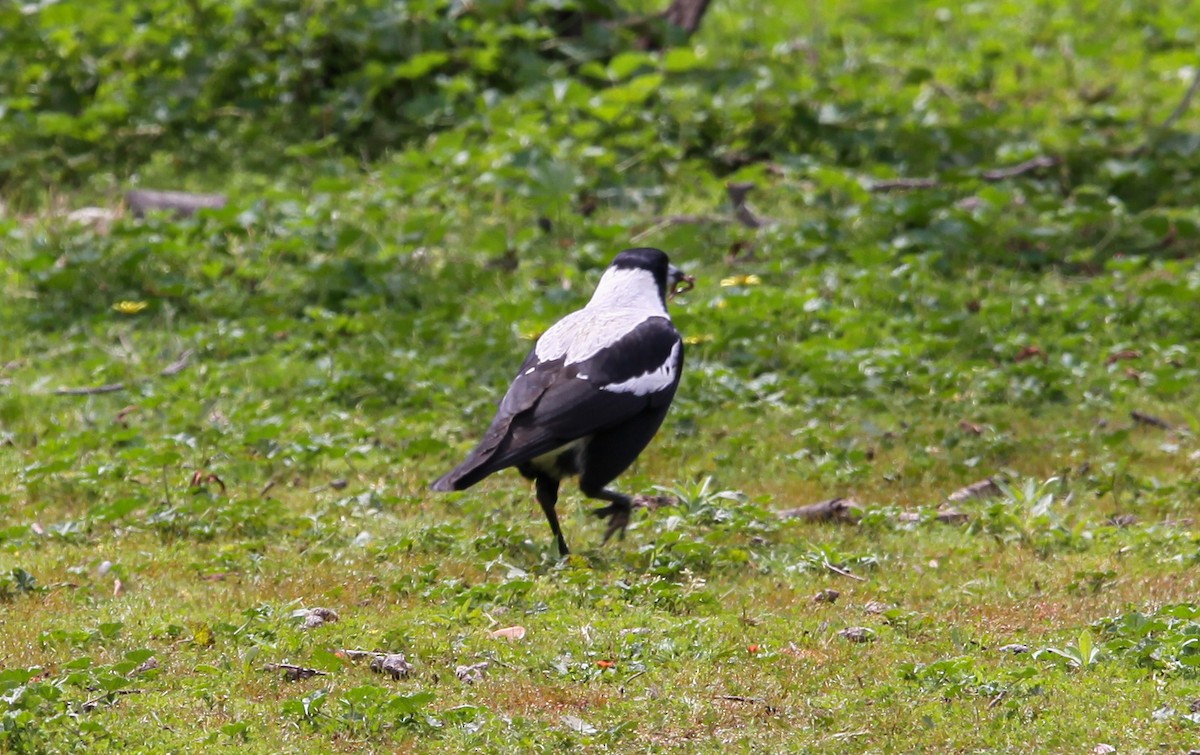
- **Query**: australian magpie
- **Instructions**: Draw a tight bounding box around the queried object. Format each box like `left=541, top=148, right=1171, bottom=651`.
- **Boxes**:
left=432, top=247, right=693, bottom=555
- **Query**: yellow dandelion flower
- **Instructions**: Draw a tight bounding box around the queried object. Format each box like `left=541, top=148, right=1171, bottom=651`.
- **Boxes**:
left=684, top=334, right=714, bottom=346
left=719, top=274, right=762, bottom=287
left=112, top=301, right=149, bottom=314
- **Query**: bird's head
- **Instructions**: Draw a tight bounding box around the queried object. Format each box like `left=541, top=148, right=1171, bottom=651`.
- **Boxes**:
left=599, top=247, right=694, bottom=310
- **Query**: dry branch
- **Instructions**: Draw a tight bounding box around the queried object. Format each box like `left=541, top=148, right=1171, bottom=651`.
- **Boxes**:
left=1158, top=64, right=1200, bottom=134
left=946, top=478, right=1003, bottom=503
left=716, top=694, right=765, bottom=704
left=160, top=349, right=194, bottom=377
left=726, top=182, right=772, bottom=228
left=980, top=155, right=1061, bottom=181
left=126, top=189, right=227, bottom=219
left=54, top=350, right=194, bottom=397
left=868, top=177, right=940, bottom=192
left=264, top=663, right=327, bottom=681
left=53, top=382, right=127, bottom=396
left=933, top=507, right=969, bottom=525
left=822, top=561, right=867, bottom=582
left=897, top=507, right=970, bottom=525
left=1130, top=410, right=1171, bottom=430
left=80, top=689, right=141, bottom=713
left=777, top=497, right=862, bottom=524
left=868, top=155, right=1060, bottom=192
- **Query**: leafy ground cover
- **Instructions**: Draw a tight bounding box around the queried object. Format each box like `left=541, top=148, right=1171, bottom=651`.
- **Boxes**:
left=3, top=0, right=1200, bottom=751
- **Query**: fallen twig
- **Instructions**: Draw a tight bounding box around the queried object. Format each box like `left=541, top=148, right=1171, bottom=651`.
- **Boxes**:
left=1157, top=64, right=1200, bottom=135
left=822, top=560, right=867, bottom=582
left=160, top=349, right=194, bottom=377
left=54, top=350, right=195, bottom=396
left=716, top=694, right=764, bottom=704
left=822, top=730, right=870, bottom=742
left=868, top=176, right=940, bottom=192
left=934, top=507, right=969, bottom=525
left=126, top=189, right=227, bottom=219
left=630, top=214, right=730, bottom=243
left=53, top=382, right=126, bottom=396
left=980, top=155, right=1060, bottom=181
left=80, top=689, right=141, bottom=713
left=726, top=182, right=774, bottom=228
left=946, top=478, right=1003, bottom=503
left=777, top=497, right=862, bottom=524
left=264, top=663, right=327, bottom=681
left=1130, top=410, right=1171, bottom=430
left=868, top=155, right=1060, bottom=192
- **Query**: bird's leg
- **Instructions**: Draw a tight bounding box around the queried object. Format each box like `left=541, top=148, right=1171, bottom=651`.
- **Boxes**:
left=586, top=488, right=633, bottom=544
left=535, top=475, right=570, bottom=556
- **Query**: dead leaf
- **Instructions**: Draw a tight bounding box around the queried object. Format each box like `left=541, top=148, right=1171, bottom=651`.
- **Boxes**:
left=561, top=715, right=597, bottom=735
left=1105, top=349, right=1141, bottom=365
left=1013, top=345, right=1045, bottom=362
left=455, top=661, right=489, bottom=684
left=370, top=653, right=412, bottom=680
left=632, top=494, right=678, bottom=510
left=813, top=589, right=840, bottom=604
left=300, top=607, right=339, bottom=630
left=489, top=625, right=526, bottom=641
left=1108, top=513, right=1138, bottom=528
left=115, top=405, right=140, bottom=424
left=957, top=420, right=983, bottom=435
left=838, top=627, right=875, bottom=643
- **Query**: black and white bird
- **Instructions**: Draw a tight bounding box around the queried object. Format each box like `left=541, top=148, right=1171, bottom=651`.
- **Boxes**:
left=432, top=247, right=693, bottom=555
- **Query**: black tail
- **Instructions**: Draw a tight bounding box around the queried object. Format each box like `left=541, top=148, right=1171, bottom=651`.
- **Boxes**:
left=431, top=422, right=561, bottom=492
left=431, top=434, right=513, bottom=491
left=430, top=459, right=494, bottom=492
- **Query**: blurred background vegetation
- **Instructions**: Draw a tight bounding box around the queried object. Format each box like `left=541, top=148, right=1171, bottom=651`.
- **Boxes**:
left=2, top=3, right=1200, bottom=749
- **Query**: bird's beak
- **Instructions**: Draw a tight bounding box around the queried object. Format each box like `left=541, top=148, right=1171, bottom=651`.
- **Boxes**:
left=668, top=266, right=695, bottom=300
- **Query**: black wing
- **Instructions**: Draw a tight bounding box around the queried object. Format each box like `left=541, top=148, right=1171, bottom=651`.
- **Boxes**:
left=432, top=317, right=682, bottom=490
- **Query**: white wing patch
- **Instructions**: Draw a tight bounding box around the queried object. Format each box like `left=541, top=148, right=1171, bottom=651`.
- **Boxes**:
left=600, top=340, right=682, bottom=396
left=536, top=311, right=669, bottom=365
left=533, top=266, right=668, bottom=365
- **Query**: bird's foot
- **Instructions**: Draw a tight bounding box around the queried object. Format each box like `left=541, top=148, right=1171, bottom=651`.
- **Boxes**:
left=592, top=502, right=631, bottom=544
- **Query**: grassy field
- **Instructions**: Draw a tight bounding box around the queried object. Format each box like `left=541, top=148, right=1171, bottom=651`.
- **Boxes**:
left=3, top=0, right=1200, bottom=751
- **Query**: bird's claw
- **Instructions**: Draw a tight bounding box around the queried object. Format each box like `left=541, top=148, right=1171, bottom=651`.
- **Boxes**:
left=592, top=503, right=631, bottom=544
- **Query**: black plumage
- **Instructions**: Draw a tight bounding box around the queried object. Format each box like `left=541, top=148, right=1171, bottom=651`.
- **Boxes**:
left=432, top=248, right=692, bottom=555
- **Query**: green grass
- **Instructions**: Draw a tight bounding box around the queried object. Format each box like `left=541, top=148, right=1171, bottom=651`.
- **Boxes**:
left=4, top=0, right=1200, bottom=751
